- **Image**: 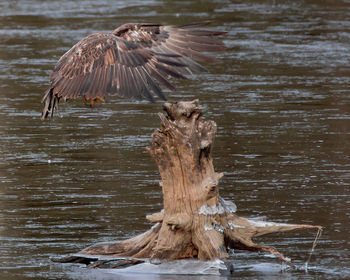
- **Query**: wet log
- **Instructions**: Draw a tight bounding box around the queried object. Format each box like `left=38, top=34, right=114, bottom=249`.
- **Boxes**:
left=52, top=100, right=322, bottom=269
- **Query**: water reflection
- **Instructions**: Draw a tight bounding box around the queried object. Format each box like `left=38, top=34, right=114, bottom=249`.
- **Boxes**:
left=0, top=0, right=349, bottom=279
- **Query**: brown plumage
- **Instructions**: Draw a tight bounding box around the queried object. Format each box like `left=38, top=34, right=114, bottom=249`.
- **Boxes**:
left=41, top=22, right=227, bottom=119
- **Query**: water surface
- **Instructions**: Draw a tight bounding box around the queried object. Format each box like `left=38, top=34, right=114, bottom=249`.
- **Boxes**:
left=0, top=0, right=349, bottom=279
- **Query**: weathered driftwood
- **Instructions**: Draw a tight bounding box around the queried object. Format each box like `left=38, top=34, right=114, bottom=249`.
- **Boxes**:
left=52, top=100, right=322, bottom=269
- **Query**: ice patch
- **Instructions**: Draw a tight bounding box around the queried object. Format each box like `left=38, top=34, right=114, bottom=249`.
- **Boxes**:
left=102, top=259, right=228, bottom=276
left=247, top=219, right=292, bottom=228
left=204, top=224, right=214, bottom=231
left=219, top=197, right=237, bottom=213
left=227, top=221, right=245, bottom=229
left=199, top=204, right=225, bottom=215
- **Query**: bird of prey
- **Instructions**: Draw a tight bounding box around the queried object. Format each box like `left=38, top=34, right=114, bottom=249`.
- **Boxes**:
left=41, top=22, right=226, bottom=119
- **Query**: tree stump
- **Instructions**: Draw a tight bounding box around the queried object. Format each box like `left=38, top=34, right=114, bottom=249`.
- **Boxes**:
left=52, top=100, right=322, bottom=269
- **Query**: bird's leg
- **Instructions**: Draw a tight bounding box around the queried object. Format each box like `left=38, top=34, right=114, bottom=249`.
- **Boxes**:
left=83, top=95, right=94, bottom=107
left=94, top=96, right=105, bottom=103
left=83, top=95, right=89, bottom=104
left=83, top=96, right=105, bottom=107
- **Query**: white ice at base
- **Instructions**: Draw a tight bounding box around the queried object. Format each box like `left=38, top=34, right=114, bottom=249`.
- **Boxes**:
left=198, top=198, right=237, bottom=216
left=199, top=204, right=225, bottom=215
left=103, top=259, right=227, bottom=276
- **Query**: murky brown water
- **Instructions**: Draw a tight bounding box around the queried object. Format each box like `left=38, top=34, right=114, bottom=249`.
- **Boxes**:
left=0, top=0, right=349, bottom=279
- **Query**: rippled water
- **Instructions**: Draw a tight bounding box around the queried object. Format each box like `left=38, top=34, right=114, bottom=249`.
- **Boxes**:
left=0, top=0, right=349, bottom=279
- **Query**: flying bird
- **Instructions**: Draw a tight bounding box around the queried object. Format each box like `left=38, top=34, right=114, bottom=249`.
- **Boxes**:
left=41, top=22, right=227, bottom=119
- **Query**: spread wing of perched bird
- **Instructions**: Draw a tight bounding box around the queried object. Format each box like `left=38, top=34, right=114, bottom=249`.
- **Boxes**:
left=41, top=21, right=227, bottom=119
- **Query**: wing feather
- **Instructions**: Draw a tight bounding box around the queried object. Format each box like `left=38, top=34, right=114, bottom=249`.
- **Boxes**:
left=133, top=67, right=155, bottom=102
left=139, top=66, right=166, bottom=100
left=163, top=39, right=217, bottom=63
left=145, top=63, right=177, bottom=92
left=126, top=66, right=139, bottom=100
left=42, top=22, right=226, bottom=119
left=155, top=62, right=187, bottom=80
left=88, top=67, right=101, bottom=98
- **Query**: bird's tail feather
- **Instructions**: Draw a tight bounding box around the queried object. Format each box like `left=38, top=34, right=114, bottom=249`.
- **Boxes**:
left=41, top=88, right=60, bottom=120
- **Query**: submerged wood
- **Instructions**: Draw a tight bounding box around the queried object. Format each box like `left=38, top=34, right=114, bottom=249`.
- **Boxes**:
left=52, top=100, right=322, bottom=269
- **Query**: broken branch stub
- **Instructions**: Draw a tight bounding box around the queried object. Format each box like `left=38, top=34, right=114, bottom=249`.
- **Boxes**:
left=53, top=100, right=322, bottom=268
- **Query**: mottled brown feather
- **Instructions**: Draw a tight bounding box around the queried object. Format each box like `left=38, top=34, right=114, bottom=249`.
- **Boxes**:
left=42, top=21, right=226, bottom=119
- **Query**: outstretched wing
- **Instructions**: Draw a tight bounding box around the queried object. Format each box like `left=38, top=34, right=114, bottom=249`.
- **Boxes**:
left=42, top=22, right=226, bottom=119
left=114, top=21, right=227, bottom=74
left=48, top=33, right=186, bottom=101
